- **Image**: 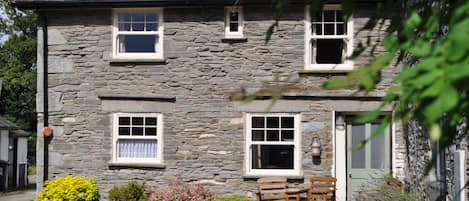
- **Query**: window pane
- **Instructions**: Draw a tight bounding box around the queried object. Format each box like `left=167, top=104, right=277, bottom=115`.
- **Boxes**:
left=132, top=23, right=144, bottom=31
left=145, top=127, right=157, bottom=136
left=351, top=124, right=366, bottom=169
left=132, top=117, right=144, bottom=125
left=146, top=13, right=158, bottom=22
left=281, top=130, right=294, bottom=141
left=230, top=12, right=239, bottom=22
left=267, top=130, right=279, bottom=141
left=118, top=23, right=131, bottom=31
left=118, top=127, right=130, bottom=135
left=119, top=35, right=156, bottom=53
left=119, top=117, right=130, bottom=125
left=324, top=24, right=335, bottom=35
left=336, top=11, right=344, bottom=23
left=324, top=11, right=335, bottom=22
left=371, top=123, right=386, bottom=169
left=230, top=23, right=239, bottom=32
left=336, top=23, right=345, bottom=35
left=313, top=12, right=322, bottom=22
left=315, top=39, right=344, bottom=64
left=252, top=130, right=265, bottom=141
left=251, top=145, right=294, bottom=169
left=132, top=127, right=144, bottom=136
left=281, top=117, right=294, bottom=128
left=118, top=139, right=157, bottom=158
left=252, top=117, right=265, bottom=128
left=145, top=117, right=157, bottom=126
left=132, top=13, right=145, bottom=22
left=146, top=23, right=159, bottom=31
left=314, top=24, right=322, bottom=35
left=118, top=13, right=131, bottom=22
left=267, top=117, right=279, bottom=128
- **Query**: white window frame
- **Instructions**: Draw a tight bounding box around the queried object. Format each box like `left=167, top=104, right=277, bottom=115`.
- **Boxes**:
left=224, top=6, right=244, bottom=38
left=244, top=113, right=302, bottom=177
left=112, top=8, right=164, bottom=60
left=112, top=113, right=163, bottom=164
left=304, top=5, right=354, bottom=71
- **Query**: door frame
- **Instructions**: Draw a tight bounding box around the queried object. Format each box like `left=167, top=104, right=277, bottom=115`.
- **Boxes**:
left=333, top=111, right=397, bottom=201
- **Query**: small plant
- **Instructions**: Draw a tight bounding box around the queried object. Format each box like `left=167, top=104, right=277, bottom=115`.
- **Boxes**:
left=36, top=175, right=99, bottom=201
left=109, top=181, right=148, bottom=201
left=148, top=181, right=214, bottom=201
left=215, top=196, right=252, bottom=201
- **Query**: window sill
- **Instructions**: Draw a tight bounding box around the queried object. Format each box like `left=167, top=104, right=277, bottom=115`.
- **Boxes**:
left=110, top=58, right=167, bottom=65
left=298, top=69, right=352, bottom=74
left=108, top=162, right=166, bottom=169
left=243, top=174, right=304, bottom=180
left=221, top=37, right=248, bottom=43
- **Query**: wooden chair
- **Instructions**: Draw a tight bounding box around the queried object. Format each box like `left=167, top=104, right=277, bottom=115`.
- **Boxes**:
left=307, top=176, right=336, bottom=201
left=256, top=177, right=289, bottom=201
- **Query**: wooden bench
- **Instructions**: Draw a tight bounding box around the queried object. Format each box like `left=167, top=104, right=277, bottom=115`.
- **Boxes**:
left=307, top=176, right=336, bottom=201
left=256, top=177, right=289, bottom=201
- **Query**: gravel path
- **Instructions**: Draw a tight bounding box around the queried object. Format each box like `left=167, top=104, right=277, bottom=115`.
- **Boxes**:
left=0, top=189, right=36, bottom=201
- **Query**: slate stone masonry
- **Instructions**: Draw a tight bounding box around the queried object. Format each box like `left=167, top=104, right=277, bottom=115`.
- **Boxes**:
left=36, top=5, right=406, bottom=199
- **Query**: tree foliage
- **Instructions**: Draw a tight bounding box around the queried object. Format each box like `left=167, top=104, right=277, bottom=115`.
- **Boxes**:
left=0, top=0, right=37, bottom=131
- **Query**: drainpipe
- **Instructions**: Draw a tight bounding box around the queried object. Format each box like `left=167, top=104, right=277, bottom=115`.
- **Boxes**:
left=40, top=13, right=49, bottom=183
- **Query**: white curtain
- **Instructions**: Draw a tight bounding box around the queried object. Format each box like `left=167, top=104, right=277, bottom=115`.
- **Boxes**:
left=118, top=139, right=157, bottom=158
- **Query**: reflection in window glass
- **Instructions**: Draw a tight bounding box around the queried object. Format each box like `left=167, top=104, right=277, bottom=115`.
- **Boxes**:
left=252, top=145, right=294, bottom=169
left=351, top=124, right=366, bottom=169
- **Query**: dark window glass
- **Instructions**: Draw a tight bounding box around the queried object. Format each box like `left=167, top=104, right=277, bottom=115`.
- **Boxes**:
left=324, top=24, right=335, bottom=35
left=118, top=23, right=131, bottom=31
left=230, top=23, right=239, bottom=32
left=146, top=23, right=158, bottom=31
left=251, top=145, right=294, bottom=169
left=132, top=13, right=145, bottom=22
left=281, top=117, right=294, bottom=128
left=118, top=14, right=132, bottom=22
left=132, top=127, right=144, bottom=136
left=336, top=11, right=344, bottom=22
left=324, top=11, right=335, bottom=22
left=119, top=117, right=131, bottom=125
left=252, top=130, right=265, bottom=141
left=146, top=14, right=158, bottom=22
left=132, top=23, right=144, bottom=31
left=313, top=12, right=322, bottom=22
left=145, top=117, right=157, bottom=126
left=230, top=12, right=239, bottom=22
left=252, top=117, right=265, bottom=128
left=266, top=117, right=279, bottom=128
left=145, top=127, right=157, bottom=136
left=337, top=23, right=345, bottom=35
left=119, top=35, right=156, bottom=53
left=314, top=24, right=322, bottom=35
left=118, top=127, right=130, bottom=135
left=267, top=130, right=280, bottom=141
left=281, top=130, right=294, bottom=141
left=132, top=117, right=144, bottom=125
left=315, top=39, right=344, bottom=64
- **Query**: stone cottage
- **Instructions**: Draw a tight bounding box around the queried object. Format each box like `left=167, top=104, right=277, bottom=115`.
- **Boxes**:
left=14, top=0, right=413, bottom=200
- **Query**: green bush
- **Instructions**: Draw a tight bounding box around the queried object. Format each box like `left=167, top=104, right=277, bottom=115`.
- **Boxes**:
left=215, top=196, right=252, bottom=201
left=109, top=181, right=148, bottom=201
left=36, top=176, right=99, bottom=201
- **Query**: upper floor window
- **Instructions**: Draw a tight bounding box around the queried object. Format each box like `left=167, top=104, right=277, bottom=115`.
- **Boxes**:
left=245, top=113, right=302, bottom=176
left=112, top=8, right=164, bottom=59
left=305, top=5, right=353, bottom=71
left=225, top=7, right=244, bottom=38
left=112, top=113, right=163, bottom=164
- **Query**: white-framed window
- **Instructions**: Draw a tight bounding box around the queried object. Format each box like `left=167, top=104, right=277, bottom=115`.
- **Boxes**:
left=112, top=8, right=164, bottom=59
left=224, top=6, right=244, bottom=38
left=245, top=113, right=302, bottom=176
left=112, top=113, right=163, bottom=164
left=305, top=5, right=354, bottom=71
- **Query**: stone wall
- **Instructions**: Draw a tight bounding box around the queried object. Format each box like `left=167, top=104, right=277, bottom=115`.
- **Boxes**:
left=36, top=4, right=405, bottom=200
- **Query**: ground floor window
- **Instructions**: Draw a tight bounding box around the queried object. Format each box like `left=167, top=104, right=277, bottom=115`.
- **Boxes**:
left=245, top=113, right=301, bottom=176
left=112, top=113, right=163, bottom=164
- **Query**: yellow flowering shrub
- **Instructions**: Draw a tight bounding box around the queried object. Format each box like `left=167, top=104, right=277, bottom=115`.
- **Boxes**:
left=37, top=176, right=100, bottom=201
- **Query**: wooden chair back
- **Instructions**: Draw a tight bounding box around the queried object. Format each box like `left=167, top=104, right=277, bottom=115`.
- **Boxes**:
left=308, top=176, right=337, bottom=201
left=385, top=177, right=404, bottom=191
left=256, top=177, right=288, bottom=201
